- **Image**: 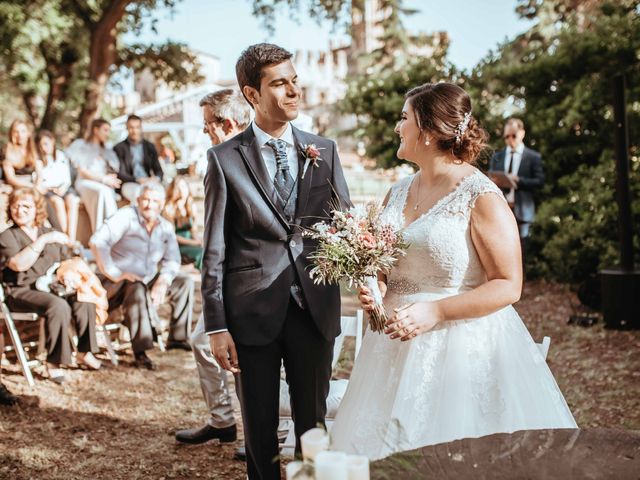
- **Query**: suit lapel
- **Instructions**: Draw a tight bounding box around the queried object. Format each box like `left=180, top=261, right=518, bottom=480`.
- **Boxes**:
left=292, top=126, right=313, bottom=222
left=517, top=147, right=530, bottom=176
left=237, top=128, right=291, bottom=231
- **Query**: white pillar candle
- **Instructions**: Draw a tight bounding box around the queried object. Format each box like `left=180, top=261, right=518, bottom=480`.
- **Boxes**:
left=347, top=454, right=370, bottom=480
left=285, top=461, right=304, bottom=480
left=314, top=451, right=348, bottom=480
left=300, top=427, right=329, bottom=462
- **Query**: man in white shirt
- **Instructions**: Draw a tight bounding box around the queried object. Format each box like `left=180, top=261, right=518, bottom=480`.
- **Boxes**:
left=90, top=182, right=194, bottom=370
left=489, top=118, right=544, bottom=239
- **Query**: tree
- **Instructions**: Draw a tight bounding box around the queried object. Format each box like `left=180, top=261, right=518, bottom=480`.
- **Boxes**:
left=0, top=0, right=202, bottom=136
left=339, top=50, right=455, bottom=168
left=472, top=0, right=640, bottom=281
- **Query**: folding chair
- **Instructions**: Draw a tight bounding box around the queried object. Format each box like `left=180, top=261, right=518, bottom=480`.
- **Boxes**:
left=279, top=310, right=365, bottom=456
left=0, top=284, right=40, bottom=387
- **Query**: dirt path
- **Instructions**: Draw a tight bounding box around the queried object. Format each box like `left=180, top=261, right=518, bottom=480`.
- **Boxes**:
left=1, top=280, right=638, bottom=479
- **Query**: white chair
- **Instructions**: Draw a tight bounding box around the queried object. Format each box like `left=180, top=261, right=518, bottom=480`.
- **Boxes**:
left=279, top=310, right=365, bottom=457
left=537, top=336, right=551, bottom=360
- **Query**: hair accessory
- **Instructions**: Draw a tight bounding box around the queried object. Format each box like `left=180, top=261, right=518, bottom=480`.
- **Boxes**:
left=454, top=111, right=472, bottom=144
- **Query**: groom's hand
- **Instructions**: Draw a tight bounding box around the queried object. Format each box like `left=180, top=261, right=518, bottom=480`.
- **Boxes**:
left=210, top=332, right=240, bottom=373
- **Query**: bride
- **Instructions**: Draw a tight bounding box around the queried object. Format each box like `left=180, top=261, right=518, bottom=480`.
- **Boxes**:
left=330, top=82, right=577, bottom=460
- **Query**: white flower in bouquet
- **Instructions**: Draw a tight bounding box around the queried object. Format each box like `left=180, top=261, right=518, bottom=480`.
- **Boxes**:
left=303, top=202, right=408, bottom=332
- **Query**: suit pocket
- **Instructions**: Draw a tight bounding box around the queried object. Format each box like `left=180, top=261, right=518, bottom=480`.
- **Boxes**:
left=226, top=264, right=262, bottom=274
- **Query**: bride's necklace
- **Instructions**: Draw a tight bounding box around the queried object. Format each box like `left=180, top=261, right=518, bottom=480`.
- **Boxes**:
left=412, top=168, right=453, bottom=211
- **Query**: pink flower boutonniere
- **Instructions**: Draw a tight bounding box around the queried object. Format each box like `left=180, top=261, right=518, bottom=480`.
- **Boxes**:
left=301, top=143, right=325, bottom=179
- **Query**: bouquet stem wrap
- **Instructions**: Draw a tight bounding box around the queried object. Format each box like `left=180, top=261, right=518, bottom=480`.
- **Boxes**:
left=364, top=276, right=387, bottom=333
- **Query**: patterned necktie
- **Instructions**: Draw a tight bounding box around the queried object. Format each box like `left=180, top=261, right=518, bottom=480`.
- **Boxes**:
left=266, top=138, right=295, bottom=204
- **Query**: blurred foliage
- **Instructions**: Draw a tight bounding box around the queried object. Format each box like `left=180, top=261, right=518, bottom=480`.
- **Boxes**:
left=0, top=0, right=202, bottom=137
left=528, top=152, right=640, bottom=283
left=340, top=0, right=639, bottom=283
left=250, top=0, right=351, bottom=33
left=339, top=52, right=456, bottom=169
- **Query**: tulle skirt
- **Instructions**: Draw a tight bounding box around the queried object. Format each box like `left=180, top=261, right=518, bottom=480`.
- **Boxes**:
left=330, top=288, right=578, bottom=460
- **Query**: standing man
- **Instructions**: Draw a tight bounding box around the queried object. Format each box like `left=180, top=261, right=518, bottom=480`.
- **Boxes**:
left=202, top=43, right=351, bottom=479
left=174, top=89, right=251, bottom=446
left=489, top=117, right=544, bottom=239
left=114, top=114, right=164, bottom=203
left=90, top=183, right=194, bottom=370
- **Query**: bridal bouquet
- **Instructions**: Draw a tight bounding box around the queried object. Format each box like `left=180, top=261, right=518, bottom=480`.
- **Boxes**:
left=303, top=202, right=408, bottom=332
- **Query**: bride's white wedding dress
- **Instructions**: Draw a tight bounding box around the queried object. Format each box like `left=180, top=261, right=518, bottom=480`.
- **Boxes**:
left=330, top=170, right=577, bottom=460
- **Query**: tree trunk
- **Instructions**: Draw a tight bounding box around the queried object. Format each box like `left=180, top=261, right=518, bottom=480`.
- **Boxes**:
left=77, top=0, right=131, bottom=137
left=40, top=58, right=76, bottom=132
left=20, top=91, right=40, bottom=130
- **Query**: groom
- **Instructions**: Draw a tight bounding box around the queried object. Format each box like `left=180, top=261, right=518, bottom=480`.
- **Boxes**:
left=201, top=43, right=351, bottom=479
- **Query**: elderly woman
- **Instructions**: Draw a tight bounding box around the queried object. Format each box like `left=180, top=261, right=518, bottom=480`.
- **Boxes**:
left=0, top=188, right=101, bottom=383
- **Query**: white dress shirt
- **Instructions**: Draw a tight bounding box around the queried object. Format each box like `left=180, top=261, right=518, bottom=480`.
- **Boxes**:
left=504, top=142, right=525, bottom=204
left=90, top=206, right=181, bottom=284
left=252, top=121, right=299, bottom=180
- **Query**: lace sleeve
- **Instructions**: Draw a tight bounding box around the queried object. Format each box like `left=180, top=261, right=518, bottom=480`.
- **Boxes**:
left=469, top=174, right=507, bottom=210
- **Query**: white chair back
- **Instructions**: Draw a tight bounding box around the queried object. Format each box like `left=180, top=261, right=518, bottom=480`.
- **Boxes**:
left=331, top=310, right=364, bottom=369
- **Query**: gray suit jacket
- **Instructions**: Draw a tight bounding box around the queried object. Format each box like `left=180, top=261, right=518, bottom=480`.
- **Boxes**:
left=489, top=146, right=544, bottom=223
left=201, top=125, right=351, bottom=346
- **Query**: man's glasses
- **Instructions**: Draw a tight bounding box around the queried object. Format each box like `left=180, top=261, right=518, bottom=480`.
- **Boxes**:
left=503, top=134, right=516, bottom=140
left=203, top=118, right=223, bottom=129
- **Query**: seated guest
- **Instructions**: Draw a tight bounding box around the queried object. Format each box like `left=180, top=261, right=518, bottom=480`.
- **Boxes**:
left=0, top=188, right=101, bottom=383
left=90, top=182, right=194, bottom=371
left=66, top=118, right=121, bottom=232
left=0, top=330, right=19, bottom=405
left=162, top=176, right=203, bottom=270
left=36, top=130, right=80, bottom=242
left=2, top=120, right=43, bottom=191
left=114, top=115, right=163, bottom=203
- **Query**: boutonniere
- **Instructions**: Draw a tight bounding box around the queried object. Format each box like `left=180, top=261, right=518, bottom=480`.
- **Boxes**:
left=300, top=143, right=325, bottom=179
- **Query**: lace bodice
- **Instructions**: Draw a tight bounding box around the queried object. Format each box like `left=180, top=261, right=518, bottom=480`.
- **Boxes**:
left=382, top=170, right=505, bottom=295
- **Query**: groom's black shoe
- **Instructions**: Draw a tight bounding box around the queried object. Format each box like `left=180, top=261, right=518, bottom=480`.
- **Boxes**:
left=175, top=423, right=237, bottom=444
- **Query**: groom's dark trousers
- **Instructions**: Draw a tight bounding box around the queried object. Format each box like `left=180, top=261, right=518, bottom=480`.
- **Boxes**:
left=201, top=124, right=351, bottom=480
left=236, top=297, right=334, bottom=479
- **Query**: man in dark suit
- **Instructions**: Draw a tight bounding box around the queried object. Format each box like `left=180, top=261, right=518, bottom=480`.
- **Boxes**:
left=201, top=43, right=351, bottom=480
left=489, top=118, right=544, bottom=238
left=113, top=115, right=163, bottom=203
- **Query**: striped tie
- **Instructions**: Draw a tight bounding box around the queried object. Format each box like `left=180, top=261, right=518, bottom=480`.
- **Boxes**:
left=267, top=139, right=295, bottom=204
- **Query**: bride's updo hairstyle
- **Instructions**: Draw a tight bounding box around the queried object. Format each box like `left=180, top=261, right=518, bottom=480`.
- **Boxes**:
left=405, top=82, right=488, bottom=164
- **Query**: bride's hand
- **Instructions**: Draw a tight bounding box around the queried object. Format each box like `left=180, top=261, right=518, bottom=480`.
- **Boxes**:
left=357, top=281, right=387, bottom=311
left=385, top=301, right=444, bottom=341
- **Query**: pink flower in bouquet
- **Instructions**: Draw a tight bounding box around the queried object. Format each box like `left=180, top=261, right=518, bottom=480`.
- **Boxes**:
left=328, top=227, right=337, bottom=234
left=358, top=232, right=377, bottom=249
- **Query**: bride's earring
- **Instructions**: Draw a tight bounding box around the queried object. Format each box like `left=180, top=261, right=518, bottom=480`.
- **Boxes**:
left=424, top=138, right=430, bottom=146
